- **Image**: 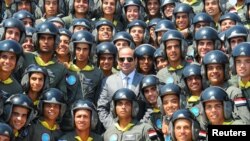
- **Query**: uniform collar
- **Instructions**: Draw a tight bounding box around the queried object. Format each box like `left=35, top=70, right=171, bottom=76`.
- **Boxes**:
left=188, top=95, right=200, bottom=102
left=68, top=62, right=94, bottom=72
left=183, top=0, right=198, bottom=5
left=239, top=80, right=250, bottom=89
left=39, top=120, right=58, bottom=131
left=35, top=56, right=55, bottom=67
left=75, top=136, right=93, bottom=141
left=115, top=122, right=135, bottom=132
left=0, top=77, right=13, bottom=84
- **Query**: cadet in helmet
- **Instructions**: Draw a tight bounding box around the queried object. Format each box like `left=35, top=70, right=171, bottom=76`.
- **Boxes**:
left=202, top=0, right=225, bottom=29
left=95, top=0, right=124, bottom=32
left=156, top=30, right=189, bottom=86
left=15, top=22, right=67, bottom=94
left=122, top=0, right=145, bottom=27
left=160, top=0, right=176, bottom=20
left=140, top=75, right=164, bottom=140
left=13, top=10, right=35, bottom=27
left=154, top=19, right=176, bottom=48
left=0, top=40, right=23, bottom=95
left=193, top=27, right=221, bottom=64
left=127, top=20, right=149, bottom=47
left=229, top=0, right=247, bottom=23
left=144, top=0, right=161, bottom=22
left=202, top=50, right=250, bottom=124
left=154, top=48, right=168, bottom=71
left=172, top=3, right=194, bottom=45
left=93, top=20, right=115, bottom=44
left=168, top=109, right=201, bottom=141
left=219, top=12, right=242, bottom=32
left=46, top=16, right=65, bottom=29
left=148, top=18, right=161, bottom=47
left=225, top=25, right=249, bottom=54
left=59, top=99, right=102, bottom=140
left=0, top=122, right=13, bottom=141
left=103, top=88, right=160, bottom=141
left=199, top=86, right=247, bottom=130
left=35, top=0, right=66, bottom=25
left=191, top=12, right=215, bottom=34
left=63, top=0, right=94, bottom=29
left=182, top=63, right=204, bottom=109
left=112, top=31, right=135, bottom=50
left=245, top=0, right=250, bottom=29
left=135, top=44, right=156, bottom=75
left=4, top=0, right=42, bottom=20
left=1, top=18, right=26, bottom=44
left=23, top=88, right=65, bottom=141
left=55, top=28, right=72, bottom=67
left=22, top=27, right=36, bottom=52
left=232, top=42, right=250, bottom=109
left=96, top=42, right=118, bottom=77
left=21, top=64, right=49, bottom=106
left=159, top=83, right=186, bottom=139
left=69, top=18, right=92, bottom=33
left=3, top=94, right=35, bottom=140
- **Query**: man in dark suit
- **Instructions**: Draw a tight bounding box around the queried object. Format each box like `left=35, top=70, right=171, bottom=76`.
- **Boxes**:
left=97, top=46, right=144, bottom=129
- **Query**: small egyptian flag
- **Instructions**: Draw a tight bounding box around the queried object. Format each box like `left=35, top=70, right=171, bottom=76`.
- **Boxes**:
left=148, top=129, right=158, bottom=140
left=199, top=130, right=207, bottom=139
left=234, top=98, right=247, bottom=107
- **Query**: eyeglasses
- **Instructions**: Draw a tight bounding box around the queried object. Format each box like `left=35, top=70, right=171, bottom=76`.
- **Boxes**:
left=118, top=57, right=134, bottom=62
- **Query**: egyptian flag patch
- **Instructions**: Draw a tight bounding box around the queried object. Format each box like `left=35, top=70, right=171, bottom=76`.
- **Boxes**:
left=199, top=130, right=207, bottom=139
left=234, top=98, right=247, bottom=107
left=148, top=129, right=157, bottom=140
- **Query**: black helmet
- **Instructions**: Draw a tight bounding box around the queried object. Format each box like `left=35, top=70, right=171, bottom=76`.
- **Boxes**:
left=169, top=109, right=200, bottom=141
left=161, top=30, right=188, bottom=59
left=140, top=75, right=160, bottom=100
left=154, top=19, right=176, bottom=34
left=59, top=28, right=72, bottom=38
left=200, top=86, right=233, bottom=120
left=47, top=16, right=65, bottom=28
left=4, top=94, right=35, bottom=126
left=0, top=122, right=13, bottom=140
left=13, top=10, right=35, bottom=25
left=25, top=27, right=37, bottom=37
left=194, top=27, right=221, bottom=50
left=192, top=12, right=214, bottom=25
left=123, top=0, right=142, bottom=9
left=135, top=44, right=156, bottom=58
left=0, top=40, right=23, bottom=60
left=71, top=99, right=98, bottom=130
left=69, top=18, right=92, bottom=32
left=202, top=50, right=230, bottom=80
left=21, top=64, right=49, bottom=93
left=148, top=18, right=162, bottom=28
left=112, top=31, right=135, bottom=48
left=154, top=47, right=166, bottom=60
left=111, top=88, right=139, bottom=117
left=2, top=18, right=26, bottom=43
left=182, top=63, right=201, bottom=79
left=96, top=42, right=117, bottom=56
left=38, top=88, right=66, bottom=119
left=219, top=12, right=242, bottom=25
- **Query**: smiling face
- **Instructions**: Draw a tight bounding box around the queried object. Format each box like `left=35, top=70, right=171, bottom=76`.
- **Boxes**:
left=197, top=39, right=214, bottom=58
left=206, top=63, right=224, bottom=86
left=74, top=109, right=91, bottom=131
left=204, top=0, right=220, bottom=17
left=147, top=0, right=160, bottom=17
left=126, top=5, right=139, bottom=22
left=174, top=118, right=193, bottom=141
left=162, top=94, right=180, bottom=117
left=204, top=100, right=225, bottom=125
left=235, top=56, right=250, bottom=82
left=74, top=0, right=89, bottom=15
left=98, top=25, right=113, bottom=42
left=5, top=27, right=21, bottom=42
left=165, top=39, right=181, bottom=63
left=9, top=106, right=29, bottom=132
left=29, top=72, right=45, bottom=93
left=56, top=35, right=70, bottom=56
left=130, top=26, right=144, bottom=45
left=186, top=75, right=202, bottom=95
left=0, top=52, right=17, bottom=73
left=99, top=54, right=114, bottom=71
left=143, top=85, right=158, bottom=105
left=102, top=0, right=116, bottom=15
left=43, top=103, right=60, bottom=122
left=175, top=13, right=189, bottom=30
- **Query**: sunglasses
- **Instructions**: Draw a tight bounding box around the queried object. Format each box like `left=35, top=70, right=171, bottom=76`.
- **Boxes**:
left=118, top=57, right=134, bottom=62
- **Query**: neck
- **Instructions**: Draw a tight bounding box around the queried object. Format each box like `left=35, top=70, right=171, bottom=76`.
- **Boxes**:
left=39, top=52, right=53, bottom=63
left=44, top=119, right=56, bottom=129
left=169, top=59, right=182, bottom=68
left=74, top=12, right=86, bottom=18
left=102, top=69, right=112, bottom=77
left=118, top=117, right=132, bottom=129
left=213, top=13, right=221, bottom=24
left=103, top=14, right=114, bottom=22
left=57, top=54, right=70, bottom=63
left=241, top=76, right=250, bottom=84
left=76, top=129, right=90, bottom=141
left=236, top=1, right=244, bottom=6
left=28, top=90, right=40, bottom=102
left=0, top=72, right=12, bottom=81
left=76, top=60, right=88, bottom=69
left=191, top=91, right=201, bottom=96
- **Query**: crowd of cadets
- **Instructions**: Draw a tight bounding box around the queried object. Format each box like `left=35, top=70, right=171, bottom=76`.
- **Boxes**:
left=0, top=0, right=250, bottom=141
